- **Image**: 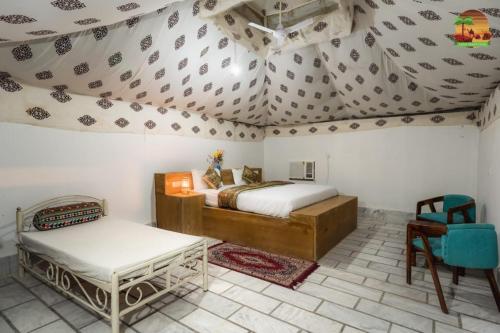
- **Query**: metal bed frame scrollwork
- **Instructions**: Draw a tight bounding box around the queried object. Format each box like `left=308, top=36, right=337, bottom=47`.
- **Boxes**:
left=16, top=195, right=208, bottom=333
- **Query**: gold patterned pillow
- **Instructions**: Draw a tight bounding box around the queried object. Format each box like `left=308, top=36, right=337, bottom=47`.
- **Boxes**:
left=242, top=165, right=259, bottom=184
left=202, top=167, right=222, bottom=189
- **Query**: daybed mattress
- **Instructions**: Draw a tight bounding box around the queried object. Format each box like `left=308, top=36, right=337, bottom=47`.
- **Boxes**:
left=19, top=217, right=203, bottom=282
left=199, top=183, right=338, bottom=218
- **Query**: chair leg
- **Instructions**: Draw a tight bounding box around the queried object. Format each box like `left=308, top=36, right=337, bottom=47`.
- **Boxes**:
left=406, top=249, right=412, bottom=284
left=421, top=237, right=448, bottom=314
left=406, top=228, right=413, bottom=284
left=452, top=266, right=459, bottom=285
left=484, top=269, right=500, bottom=312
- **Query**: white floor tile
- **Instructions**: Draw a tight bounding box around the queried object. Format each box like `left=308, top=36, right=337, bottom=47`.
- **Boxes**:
left=0, top=282, right=34, bottom=310
left=369, top=262, right=419, bottom=278
left=159, top=298, right=198, bottom=320
left=298, top=282, right=359, bottom=308
left=381, top=293, right=459, bottom=326
left=337, top=262, right=389, bottom=281
left=219, top=270, right=271, bottom=292
left=363, top=278, right=427, bottom=302
left=207, top=263, right=230, bottom=277
left=183, top=289, right=241, bottom=318
left=316, top=301, right=390, bottom=333
left=272, top=303, right=343, bottom=333
left=320, top=253, right=370, bottom=268
left=390, top=324, right=419, bottom=333
left=316, top=266, right=365, bottom=284
left=461, top=315, right=500, bottom=333
left=343, top=326, right=366, bottom=333
left=31, top=320, right=76, bottom=333
left=357, top=299, right=432, bottom=333
left=322, top=277, right=383, bottom=302
left=0, top=316, right=15, bottom=333
left=379, top=246, right=404, bottom=255
left=354, top=253, right=399, bottom=266
left=16, top=274, right=42, bottom=288
left=305, top=272, right=327, bottom=284
left=51, top=299, right=98, bottom=329
left=122, top=305, right=157, bottom=325
left=80, top=320, right=135, bottom=333
left=190, top=275, right=233, bottom=294
left=435, top=322, right=471, bottom=333
left=30, top=283, right=67, bottom=306
left=0, top=277, right=14, bottom=288
left=133, top=312, right=193, bottom=333
left=428, top=294, right=500, bottom=323
left=3, top=299, right=59, bottom=333
left=230, top=307, right=299, bottom=333
left=262, top=284, right=321, bottom=311
left=377, top=250, right=406, bottom=261
left=337, top=242, right=379, bottom=255
left=180, top=308, right=248, bottom=333
left=223, top=285, right=280, bottom=313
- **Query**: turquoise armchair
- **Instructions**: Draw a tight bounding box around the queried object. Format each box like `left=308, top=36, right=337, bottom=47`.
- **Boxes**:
left=407, top=221, right=500, bottom=314
left=416, top=194, right=476, bottom=224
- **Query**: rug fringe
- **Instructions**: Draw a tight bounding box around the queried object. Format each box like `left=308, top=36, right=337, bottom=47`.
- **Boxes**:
left=291, top=262, right=319, bottom=289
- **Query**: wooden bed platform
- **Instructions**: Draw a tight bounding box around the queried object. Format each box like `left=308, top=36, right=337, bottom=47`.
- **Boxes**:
left=155, top=169, right=357, bottom=261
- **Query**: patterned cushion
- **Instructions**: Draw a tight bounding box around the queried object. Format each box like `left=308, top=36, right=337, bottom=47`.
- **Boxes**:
left=242, top=165, right=259, bottom=184
left=33, top=202, right=102, bottom=231
left=202, top=166, right=222, bottom=189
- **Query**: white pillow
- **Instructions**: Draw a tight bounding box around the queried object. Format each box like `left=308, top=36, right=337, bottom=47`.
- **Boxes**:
left=191, top=169, right=208, bottom=191
left=232, top=168, right=247, bottom=185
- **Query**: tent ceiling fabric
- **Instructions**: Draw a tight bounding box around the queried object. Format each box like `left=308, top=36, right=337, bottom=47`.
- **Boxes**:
left=0, top=0, right=499, bottom=129
left=0, top=0, right=177, bottom=43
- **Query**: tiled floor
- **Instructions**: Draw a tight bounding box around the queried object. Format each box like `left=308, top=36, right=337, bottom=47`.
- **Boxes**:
left=1, top=214, right=500, bottom=333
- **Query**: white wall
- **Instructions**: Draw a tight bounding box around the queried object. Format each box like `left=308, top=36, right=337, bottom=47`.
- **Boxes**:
left=477, top=118, right=500, bottom=253
left=0, top=122, right=263, bottom=257
left=264, top=125, right=479, bottom=212
left=0, top=122, right=483, bottom=258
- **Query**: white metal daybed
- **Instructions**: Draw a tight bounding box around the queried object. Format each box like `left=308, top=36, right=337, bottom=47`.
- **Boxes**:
left=16, top=195, right=208, bottom=333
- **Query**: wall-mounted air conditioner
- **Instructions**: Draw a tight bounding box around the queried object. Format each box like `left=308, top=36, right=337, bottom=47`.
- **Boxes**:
left=289, top=161, right=315, bottom=181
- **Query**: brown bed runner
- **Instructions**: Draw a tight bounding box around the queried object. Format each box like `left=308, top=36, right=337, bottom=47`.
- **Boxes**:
left=218, top=181, right=292, bottom=210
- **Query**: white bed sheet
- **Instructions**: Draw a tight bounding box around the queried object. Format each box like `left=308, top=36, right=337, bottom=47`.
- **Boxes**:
left=198, top=184, right=338, bottom=218
left=19, top=217, right=203, bottom=282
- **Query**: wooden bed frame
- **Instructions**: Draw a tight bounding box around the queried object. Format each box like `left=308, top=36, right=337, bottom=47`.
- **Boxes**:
left=155, top=169, right=357, bottom=261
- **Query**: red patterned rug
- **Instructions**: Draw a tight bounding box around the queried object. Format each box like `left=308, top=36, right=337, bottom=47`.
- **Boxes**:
left=208, top=243, right=318, bottom=289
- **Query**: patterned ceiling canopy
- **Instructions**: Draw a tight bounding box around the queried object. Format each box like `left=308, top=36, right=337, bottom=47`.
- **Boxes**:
left=0, top=0, right=177, bottom=43
left=0, top=0, right=499, bottom=128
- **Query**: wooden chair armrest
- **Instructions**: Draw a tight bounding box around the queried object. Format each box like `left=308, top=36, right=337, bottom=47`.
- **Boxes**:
left=447, top=201, right=476, bottom=224
left=408, top=220, right=448, bottom=237
left=416, top=196, right=445, bottom=215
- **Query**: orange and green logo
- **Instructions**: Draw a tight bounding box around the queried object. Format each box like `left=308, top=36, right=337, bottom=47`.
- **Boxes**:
left=454, top=10, right=491, bottom=47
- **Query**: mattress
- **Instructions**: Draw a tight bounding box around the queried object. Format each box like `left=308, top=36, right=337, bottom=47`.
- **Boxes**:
left=19, top=217, right=204, bottom=282
left=198, top=183, right=338, bottom=218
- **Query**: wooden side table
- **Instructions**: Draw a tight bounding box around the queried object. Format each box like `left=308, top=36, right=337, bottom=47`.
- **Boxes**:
left=155, top=192, right=205, bottom=235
